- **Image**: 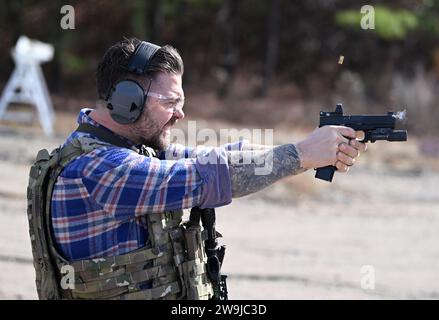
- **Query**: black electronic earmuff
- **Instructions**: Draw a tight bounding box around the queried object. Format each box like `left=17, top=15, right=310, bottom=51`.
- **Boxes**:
left=106, top=41, right=160, bottom=124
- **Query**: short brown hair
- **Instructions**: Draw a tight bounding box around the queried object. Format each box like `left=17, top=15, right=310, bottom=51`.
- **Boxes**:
left=96, top=37, right=184, bottom=99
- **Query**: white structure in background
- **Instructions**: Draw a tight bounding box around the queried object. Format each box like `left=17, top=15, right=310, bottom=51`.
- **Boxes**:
left=0, top=36, right=55, bottom=136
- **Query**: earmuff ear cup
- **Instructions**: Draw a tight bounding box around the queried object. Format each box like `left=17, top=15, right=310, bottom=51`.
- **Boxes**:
left=105, top=41, right=160, bottom=124
left=106, top=80, right=145, bottom=124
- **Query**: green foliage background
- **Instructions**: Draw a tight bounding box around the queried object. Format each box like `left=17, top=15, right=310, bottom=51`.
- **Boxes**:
left=0, top=0, right=438, bottom=134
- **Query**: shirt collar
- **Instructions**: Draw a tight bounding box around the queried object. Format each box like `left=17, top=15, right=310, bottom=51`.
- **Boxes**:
left=77, top=108, right=139, bottom=149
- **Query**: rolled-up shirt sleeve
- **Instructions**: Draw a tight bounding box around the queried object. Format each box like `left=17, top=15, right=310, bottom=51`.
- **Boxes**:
left=158, top=140, right=247, bottom=160
left=194, top=146, right=232, bottom=209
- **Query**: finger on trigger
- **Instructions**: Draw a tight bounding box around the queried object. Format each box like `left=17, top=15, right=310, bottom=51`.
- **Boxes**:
left=350, top=139, right=367, bottom=152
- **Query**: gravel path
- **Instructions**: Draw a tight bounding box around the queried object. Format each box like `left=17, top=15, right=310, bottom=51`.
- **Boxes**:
left=0, top=125, right=438, bottom=300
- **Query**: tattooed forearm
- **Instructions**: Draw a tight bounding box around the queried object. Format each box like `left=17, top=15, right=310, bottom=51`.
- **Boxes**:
left=240, top=143, right=278, bottom=151
left=228, top=144, right=307, bottom=198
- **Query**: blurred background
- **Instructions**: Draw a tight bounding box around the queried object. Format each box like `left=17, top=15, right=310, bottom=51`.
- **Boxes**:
left=0, top=0, right=438, bottom=299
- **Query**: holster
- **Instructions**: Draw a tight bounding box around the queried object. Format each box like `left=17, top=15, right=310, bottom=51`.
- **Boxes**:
left=189, top=207, right=228, bottom=300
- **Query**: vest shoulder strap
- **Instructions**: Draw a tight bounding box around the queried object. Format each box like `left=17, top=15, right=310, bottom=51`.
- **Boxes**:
left=76, top=123, right=157, bottom=157
left=76, top=123, right=135, bottom=150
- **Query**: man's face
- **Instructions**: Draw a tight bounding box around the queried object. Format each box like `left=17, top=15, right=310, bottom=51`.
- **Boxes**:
left=130, top=72, right=185, bottom=150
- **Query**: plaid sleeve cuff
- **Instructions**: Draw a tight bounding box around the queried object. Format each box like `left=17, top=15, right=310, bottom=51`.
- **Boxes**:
left=223, top=139, right=248, bottom=151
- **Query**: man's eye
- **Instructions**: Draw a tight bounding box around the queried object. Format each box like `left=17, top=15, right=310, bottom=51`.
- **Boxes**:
left=166, top=101, right=177, bottom=108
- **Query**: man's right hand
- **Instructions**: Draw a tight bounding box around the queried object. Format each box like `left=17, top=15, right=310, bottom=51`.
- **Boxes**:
left=295, top=126, right=367, bottom=172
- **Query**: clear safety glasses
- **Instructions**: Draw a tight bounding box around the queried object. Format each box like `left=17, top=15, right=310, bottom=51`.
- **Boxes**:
left=146, top=91, right=185, bottom=112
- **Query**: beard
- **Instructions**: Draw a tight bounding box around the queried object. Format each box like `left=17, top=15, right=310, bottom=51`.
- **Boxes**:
left=130, top=110, right=177, bottom=151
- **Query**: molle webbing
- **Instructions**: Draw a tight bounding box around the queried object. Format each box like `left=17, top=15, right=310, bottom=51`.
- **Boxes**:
left=69, top=243, right=182, bottom=299
left=70, top=242, right=173, bottom=273
left=28, top=131, right=214, bottom=300
left=66, top=211, right=212, bottom=300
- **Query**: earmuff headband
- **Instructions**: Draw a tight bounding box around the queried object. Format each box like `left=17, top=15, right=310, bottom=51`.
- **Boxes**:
left=127, top=41, right=161, bottom=75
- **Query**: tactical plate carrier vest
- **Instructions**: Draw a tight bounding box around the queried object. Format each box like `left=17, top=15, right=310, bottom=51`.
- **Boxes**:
left=27, top=127, right=226, bottom=300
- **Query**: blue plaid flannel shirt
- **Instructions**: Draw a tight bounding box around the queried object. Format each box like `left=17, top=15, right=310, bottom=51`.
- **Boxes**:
left=51, top=108, right=243, bottom=261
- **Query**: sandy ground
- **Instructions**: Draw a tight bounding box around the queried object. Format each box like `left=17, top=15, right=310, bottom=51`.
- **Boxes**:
left=0, top=114, right=438, bottom=300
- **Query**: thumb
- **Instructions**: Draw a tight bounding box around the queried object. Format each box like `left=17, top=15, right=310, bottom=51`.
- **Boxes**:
left=334, top=126, right=356, bottom=140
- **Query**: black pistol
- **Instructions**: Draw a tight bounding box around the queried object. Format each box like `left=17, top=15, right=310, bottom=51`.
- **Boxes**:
left=315, top=103, right=407, bottom=182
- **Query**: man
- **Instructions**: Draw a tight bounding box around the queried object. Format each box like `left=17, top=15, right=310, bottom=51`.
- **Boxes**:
left=28, top=37, right=365, bottom=300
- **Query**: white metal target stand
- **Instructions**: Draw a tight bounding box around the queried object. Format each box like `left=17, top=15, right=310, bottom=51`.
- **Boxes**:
left=0, top=36, right=55, bottom=136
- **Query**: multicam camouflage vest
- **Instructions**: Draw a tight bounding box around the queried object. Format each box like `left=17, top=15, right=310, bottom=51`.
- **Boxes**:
left=26, top=131, right=214, bottom=300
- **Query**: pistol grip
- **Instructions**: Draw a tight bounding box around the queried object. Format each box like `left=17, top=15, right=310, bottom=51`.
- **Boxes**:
left=315, top=166, right=337, bottom=182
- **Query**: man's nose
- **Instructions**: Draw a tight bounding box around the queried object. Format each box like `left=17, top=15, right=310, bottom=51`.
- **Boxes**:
left=174, top=107, right=185, bottom=119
